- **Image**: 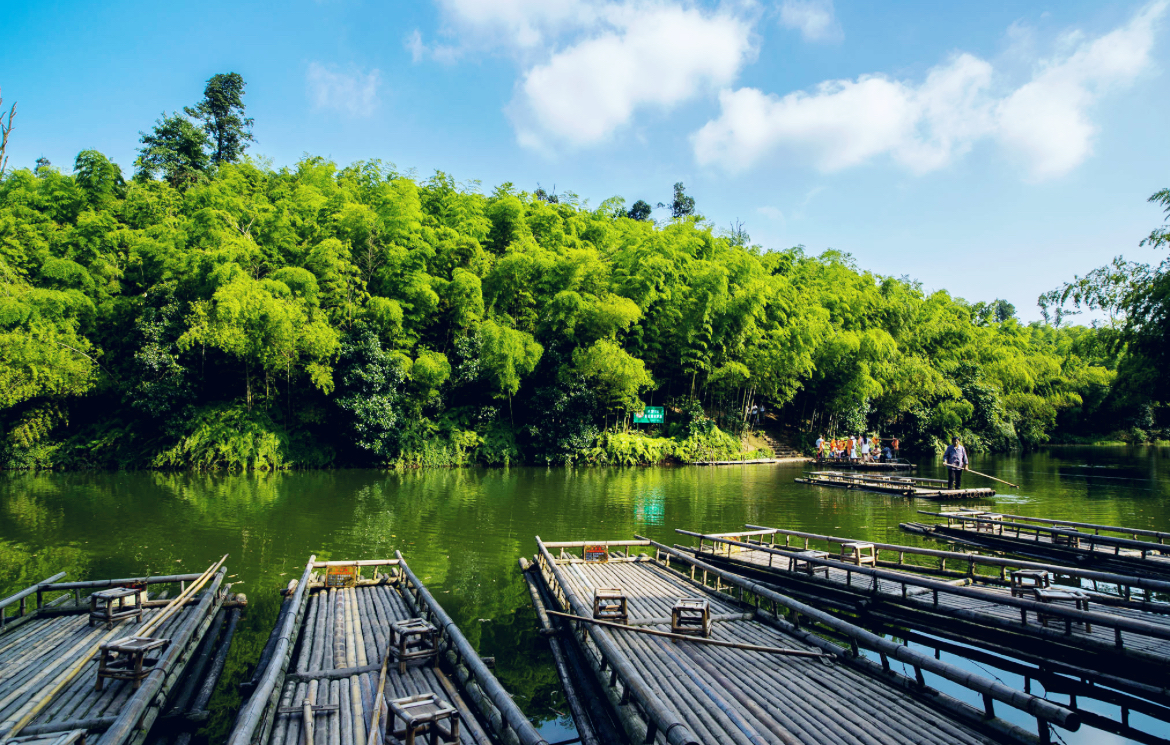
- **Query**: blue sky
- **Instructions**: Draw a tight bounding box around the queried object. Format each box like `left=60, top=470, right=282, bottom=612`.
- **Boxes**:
left=3, top=0, right=1168, bottom=321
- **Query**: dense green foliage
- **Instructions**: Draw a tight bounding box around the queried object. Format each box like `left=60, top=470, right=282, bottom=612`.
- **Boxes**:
left=1040, top=188, right=1170, bottom=441
left=2, top=146, right=1149, bottom=469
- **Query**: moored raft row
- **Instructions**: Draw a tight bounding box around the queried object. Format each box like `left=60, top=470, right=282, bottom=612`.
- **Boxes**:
left=796, top=472, right=995, bottom=500
left=904, top=510, right=1170, bottom=579
left=228, top=553, right=545, bottom=745
left=677, top=525, right=1170, bottom=730
left=0, top=560, right=238, bottom=745
left=528, top=536, right=1079, bottom=745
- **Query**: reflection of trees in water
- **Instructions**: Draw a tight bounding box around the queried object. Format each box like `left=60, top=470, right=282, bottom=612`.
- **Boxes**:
left=0, top=540, right=89, bottom=608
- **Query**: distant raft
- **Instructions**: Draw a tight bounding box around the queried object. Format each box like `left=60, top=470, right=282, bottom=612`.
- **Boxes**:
left=0, top=560, right=240, bottom=745
left=228, top=553, right=546, bottom=745
left=796, top=470, right=995, bottom=499
left=810, top=459, right=917, bottom=471
left=903, top=509, right=1170, bottom=580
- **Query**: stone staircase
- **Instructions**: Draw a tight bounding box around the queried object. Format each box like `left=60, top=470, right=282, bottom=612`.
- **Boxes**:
left=759, top=431, right=804, bottom=459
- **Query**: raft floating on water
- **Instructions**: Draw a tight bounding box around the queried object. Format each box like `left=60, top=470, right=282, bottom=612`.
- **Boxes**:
left=677, top=524, right=1170, bottom=726
left=0, top=561, right=239, bottom=745
left=903, top=509, right=1170, bottom=580
left=796, top=470, right=995, bottom=499
left=228, top=553, right=546, bottom=745
left=527, top=536, right=1078, bottom=745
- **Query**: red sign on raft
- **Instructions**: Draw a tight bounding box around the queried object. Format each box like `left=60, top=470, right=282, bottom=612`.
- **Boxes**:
left=325, top=565, right=357, bottom=588
left=583, top=545, right=609, bottom=563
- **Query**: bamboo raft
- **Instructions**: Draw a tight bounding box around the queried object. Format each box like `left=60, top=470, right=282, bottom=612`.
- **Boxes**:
left=679, top=526, right=1170, bottom=734
left=228, top=553, right=545, bottom=745
left=529, top=537, right=1079, bottom=745
left=0, top=562, right=237, bottom=745
left=810, top=460, right=916, bottom=471
left=796, top=471, right=995, bottom=500
left=903, top=510, right=1170, bottom=579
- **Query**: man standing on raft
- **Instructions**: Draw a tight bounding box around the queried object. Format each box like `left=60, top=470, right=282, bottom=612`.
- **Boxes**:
left=943, top=436, right=969, bottom=490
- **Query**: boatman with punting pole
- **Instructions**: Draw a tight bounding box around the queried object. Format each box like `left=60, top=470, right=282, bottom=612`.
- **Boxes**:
left=943, top=435, right=969, bottom=489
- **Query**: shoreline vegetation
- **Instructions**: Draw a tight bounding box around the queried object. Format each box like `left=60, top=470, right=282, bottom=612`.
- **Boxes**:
left=1, top=75, right=1167, bottom=471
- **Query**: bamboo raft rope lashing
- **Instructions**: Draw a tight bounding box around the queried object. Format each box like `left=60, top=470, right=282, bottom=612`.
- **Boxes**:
left=796, top=471, right=996, bottom=500
left=0, top=559, right=235, bottom=745
left=679, top=527, right=1170, bottom=711
left=227, top=554, right=547, bottom=745
left=532, top=536, right=1079, bottom=745
left=905, top=510, right=1170, bottom=579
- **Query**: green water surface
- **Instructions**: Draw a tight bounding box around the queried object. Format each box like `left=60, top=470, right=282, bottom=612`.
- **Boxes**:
left=2, top=446, right=1167, bottom=744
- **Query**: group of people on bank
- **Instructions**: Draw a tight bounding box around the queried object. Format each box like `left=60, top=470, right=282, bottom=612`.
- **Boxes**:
left=814, top=434, right=900, bottom=463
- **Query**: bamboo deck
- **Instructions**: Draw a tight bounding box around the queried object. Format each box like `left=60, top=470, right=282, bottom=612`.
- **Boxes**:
left=0, top=569, right=231, bottom=745
left=229, top=554, right=545, bottom=745
left=532, top=538, right=1079, bottom=745
left=904, top=511, right=1170, bottom=580
left=796, top=471, right=995, bottom=500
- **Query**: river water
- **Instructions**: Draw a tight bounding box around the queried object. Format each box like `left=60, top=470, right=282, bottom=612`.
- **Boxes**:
left=2, top=446, right=1167, bottom=744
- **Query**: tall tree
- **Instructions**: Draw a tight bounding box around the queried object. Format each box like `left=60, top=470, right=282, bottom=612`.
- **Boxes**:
left=0, top=87, right=15, bottom=178
left=626, top=200, right=652, bottom=221
left=658, top=182, right=695, bottom=219
left=135, top=112, right=210, bottom=188
left=185, top=73, right=254, bottom=166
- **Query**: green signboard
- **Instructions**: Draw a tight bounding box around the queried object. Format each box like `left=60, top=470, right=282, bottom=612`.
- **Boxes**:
left=632, top=406, right=665, bottom=424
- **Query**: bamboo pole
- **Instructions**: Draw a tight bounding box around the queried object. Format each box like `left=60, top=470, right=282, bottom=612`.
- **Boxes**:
left=545, top=611, right=827, bottom=657
left=964, top=468, right=1018, bottom=488
left=0, top=558, right=225, bottom=745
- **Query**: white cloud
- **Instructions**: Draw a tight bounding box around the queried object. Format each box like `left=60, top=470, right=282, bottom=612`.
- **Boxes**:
left=779, top=0, right=841, bottom=42
left=306, top=63, right=382, bottom=117
left=433, top=0, right=600, bottom=51
left=511, top=5, right=755, bottom=149
left=757, top=205, right=784, bottom=221
left=694, top=0, right=1166, bottom=180
left=406, top=30, right=426, bottom=63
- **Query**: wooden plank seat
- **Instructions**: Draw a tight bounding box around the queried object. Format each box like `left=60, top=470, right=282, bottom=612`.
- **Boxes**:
left=88, top=586, right=145, bottom=628
left=96, top=635, right=170, bottom=690
left=388, top=693, right=460, bottom=745
left=788, top=550, right=830, bottom=578
left=1034, top=588, right=1092, bottom=633
left=593, top=587, right=628, bottom=624
left=388, top=618, right=438, bottom=674
left=671, top=598, right=711, bottom=637
left=1009, top=569, right=1050, bottom=598
left=839, top=542, right=876, bottom=567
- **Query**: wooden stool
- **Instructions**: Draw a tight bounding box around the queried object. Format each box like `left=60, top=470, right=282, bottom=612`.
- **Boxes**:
left=88, top=587, right=145, bottom=628
left=788, top=550, right=829, bottom=578
left=839, top=542, right=876, bottom=568
left=671, top=598, right=711, bottom=637
left=1009, top=569, right=1050, bottom=598
left=388, top=693, right=460, bottom=745
left=1034, top=589, right=1092, bottom=633
left=593, top=588, right=628, bottom=625
left=96, top=636, right=169, bottom=690
left=389, top=619, right=438, bottom=673
left=947, top=511, right=984, bottom=530
left=1052, top=531, right=1082, bottom=548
